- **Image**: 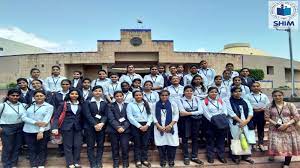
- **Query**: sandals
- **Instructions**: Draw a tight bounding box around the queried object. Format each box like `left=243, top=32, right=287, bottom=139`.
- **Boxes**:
left=141, top=161, right=151, bottom=168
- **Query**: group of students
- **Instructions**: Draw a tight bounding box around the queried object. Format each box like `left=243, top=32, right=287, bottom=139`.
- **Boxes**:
left=0, top=61, right=300, bottom=168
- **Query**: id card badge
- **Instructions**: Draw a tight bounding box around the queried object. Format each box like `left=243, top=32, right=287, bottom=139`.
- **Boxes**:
left=277, top=118, right=283, bottom=124
left=119, top=117, right=126, bottom=123
left=95, top=114, right=102, bottom=119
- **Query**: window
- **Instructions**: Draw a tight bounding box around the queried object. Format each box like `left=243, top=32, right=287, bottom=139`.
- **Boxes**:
left=267, top=66, right=274, bottom=75
left=0, top=47, right=3, bottom=51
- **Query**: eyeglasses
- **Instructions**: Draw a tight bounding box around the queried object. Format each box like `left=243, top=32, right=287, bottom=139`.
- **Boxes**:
left=10, top=95, right=20, bottom=97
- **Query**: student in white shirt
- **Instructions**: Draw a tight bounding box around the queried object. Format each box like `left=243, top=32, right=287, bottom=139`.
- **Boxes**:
left=177, top=85, right=204, bottom=166
left=225, top=63, right=239, bottom=79
left=231, top=76, right=251, bottom=99
left=200, top=87, right=228, bottom=164
left=198, top=60, right=216, bottom=87
left=165, top=76, right=184, bottom=103
left=120, top=81, right=133, bottom=103
left=91, top=70, right=111, bottom=88
left=45, top=65, right=67, bottom=92
left=119, top=65, right=143, bottom=85
left=166, top=65, right=180, bottom=86
left=245, top=82, right=270, bottom=151
left=22, top=90, right=54, bottom=168
left=143, top=65, right=164, bottom=92
left=191, top=74, right=207, bottom=100
left=176, top=64, right=186, bottom=79
left=143, top=81, right=160, bottom=110
left=105, top=73, right=122, bottom=103
left=27, top=68, right=46, bottom=90
left=153, top=90, right=179, bottom=167
left=126, top=90, right=152, bottom=168
left=213, top=75, right=231, bottom=99
left=0, top=89, right=27, bottom=168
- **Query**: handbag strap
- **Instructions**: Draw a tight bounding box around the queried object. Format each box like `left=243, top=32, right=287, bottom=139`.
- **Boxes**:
left=0, top=103, right=6, bottom=119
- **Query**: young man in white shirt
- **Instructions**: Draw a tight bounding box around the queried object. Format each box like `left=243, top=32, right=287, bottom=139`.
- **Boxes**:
left=198, top=60, right=216, bottom=87
left=143, top=65, right=164, bottom=92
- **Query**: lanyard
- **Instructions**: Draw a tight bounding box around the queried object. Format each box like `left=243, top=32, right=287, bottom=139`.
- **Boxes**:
left=144, top=93, right=153, bottom=102
left=252, top=94, right=262, bottom=103
left=185, top=98, right=194, bottom=109
left=276, top=105, right=284, bottom=117
left=6, top=102, right=20, bottom=114
left=201, top=69, right=209, bottom=76
left=83, top=90, right=89, bottom=99
left=33, top=104, right=43, bottom=113
left=171, top=86, right=179, bottom=94
left=136, top=104, right=145, bottom=113
left=222, top=80, right=230, bottom=87
left=123, top=92, right=129, bottom=101
left=195, top=87, right=203, bottom=95
left=208, top=99, right=220, bottom=110
left=110, top=83, right=118, bottom=92
left=151, top=75, right=157, bottom=83
left=52, top=76, right=59, bottom=87
left=128, top=74, right=134, bottom=81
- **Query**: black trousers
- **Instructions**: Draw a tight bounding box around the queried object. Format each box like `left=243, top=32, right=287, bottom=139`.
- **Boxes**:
left=205, top=119, right=226, bottom=159
left=85, top=128, right=105, bottom=167
left=157, top=146, right=177, bottom=163
left=130, top=124, right=151, bottom=162
left=182, top=118, right=201, bottom=159
left=0, top=123, right=23, bottom=168
left=253, top=111, right=265, bottom=145
left=62, top=128, right=82, bottom=166
left=109, top=132, right=130, bottom=165
left=24, top=131, right=50, bottom=167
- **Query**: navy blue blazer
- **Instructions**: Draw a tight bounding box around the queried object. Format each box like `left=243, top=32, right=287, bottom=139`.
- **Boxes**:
left=72, top=79, right=83, bottom=90
left=25, top=90, right=52, bottom=105
left=18, top=89, right=31, bottom=104
left=241, top=77, right=256, bottom=88
left=50, top=92, right=66, bottom=110
left=107, top=102, right=130, bottom=134
left=80, top=89, right=93, bottom=102
left=82, top=100, right=108, bottom=129
left=52, top=102, right=83, bottom=131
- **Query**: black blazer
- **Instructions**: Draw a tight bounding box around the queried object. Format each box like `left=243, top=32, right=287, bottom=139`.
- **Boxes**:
left=241, top=77, right=256, bottom=88
left=80, top=89, right=93, bottom=102
left=72, top=79, right=83, bottom=90
left=107, top=102, right=130, bottom=134
left=52, top=102, right=83, bottom=131
left=18, top=89, right=31, bottom=104
left=51, top=92, right=64, bottom=110
left=82, top=100, right=108, bottom=129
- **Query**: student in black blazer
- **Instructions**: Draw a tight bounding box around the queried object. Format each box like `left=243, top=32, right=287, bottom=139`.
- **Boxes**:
left=81, top=78, right=93, bottom=102
left=107, top=91, right=130, bottom=168
left=240, top=68, right=256, bottom=88
left=52, top=88, right=83, bottom=168
left=17, top=78, right=31, bottom=104
left=52, top=79, right=72, bottom=109
left=72, top=71, right=83, bottom=90
left=82, top=86, right=108, bottom=168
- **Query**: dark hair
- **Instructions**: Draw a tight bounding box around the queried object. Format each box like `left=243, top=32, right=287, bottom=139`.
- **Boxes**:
left=132, top=90, right=151, bottom=115
left=200, top=60, right=207, bottom=64
left=222, top=69, right=231, bottom=75
left=251, top=81, right=261, bottom=87
left=170, top=75, right=179, bottom=81
left=110, top=72, right=119, bottom=77
left=207, top=86, right=219, bottom=93
left=98, top=69, right=107, bottom=74
left=126, top=64, right=135, bottom=73
left=191, top=74, right=206, bottom=92
left=64, top=88, right=83, bottom=103
left=214, top=75, right=222, bottom=80
left=230, top=86, right=242, bottom=93
left=82, top=77, right=91, bottom=83
left=4, top=88, right=21, bottom=102
left=92, top=85, right=103, bottom=92
left=159, top=90, right=170, bottom=96
left=169, top=64, right=177, bottom=69
left=271, top=90, right=284, bottom=108
left=73, top=71, right=82, bottom=75
left=113, top=90, right=124, bottom=97
left=189, top=64, right=198, bottom=69
left=31, top=79, right=43, bottom=85
left=176, top=64, right=184, bottom=68
left=17, top=78, right=28, bottom=84
left=150, top=65, right=158, bottom=71
left=132, top=78, right=141, bottom=83
left=30, top=68, right=40, bottom=74
left=61, top=79, right=72, bottom=85
left=184, top=85, right=194, bottom=92
left=226, top=63, right=234, bottom=67
left=143, top=80, right=153, bottom=87
left=121, top=81, right=130, bottom=87
left=52, top=65, right=60, bottom=70
left=240, top=68, right=250, bottom=73
left=33, top=90, right=46, bottom=96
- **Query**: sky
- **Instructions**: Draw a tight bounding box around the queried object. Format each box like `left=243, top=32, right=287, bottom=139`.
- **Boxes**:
left=0, top=0, right=299, bottom=61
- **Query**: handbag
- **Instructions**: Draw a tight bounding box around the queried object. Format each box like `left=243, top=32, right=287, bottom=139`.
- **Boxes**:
left=50, top=102, right=67, bottom=144
left=211, top=114, right=229, bottom=130
left=230, top=129, right=252, bottom=155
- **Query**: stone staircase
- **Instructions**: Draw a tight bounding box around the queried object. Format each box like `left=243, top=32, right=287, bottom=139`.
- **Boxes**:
left=1, top=107, right=300, bottom=168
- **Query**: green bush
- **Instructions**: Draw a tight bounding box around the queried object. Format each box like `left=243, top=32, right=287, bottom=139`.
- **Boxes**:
left=6, top=82, right=17, bottom=89
left=236, top=69, right=264, bottom=81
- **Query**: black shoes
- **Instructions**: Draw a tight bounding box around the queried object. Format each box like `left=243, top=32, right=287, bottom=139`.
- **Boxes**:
left=191, top=158, right=204, bottom=165
left=183, top=158, right=190, bottom=165
left=141, top=161, right=151, bottom=167
left=207, top=157, right=214, bottom=163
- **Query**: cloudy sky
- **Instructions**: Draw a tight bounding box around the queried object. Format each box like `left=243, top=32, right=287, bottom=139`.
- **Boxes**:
left=0, top=0, right=299, bottom=60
